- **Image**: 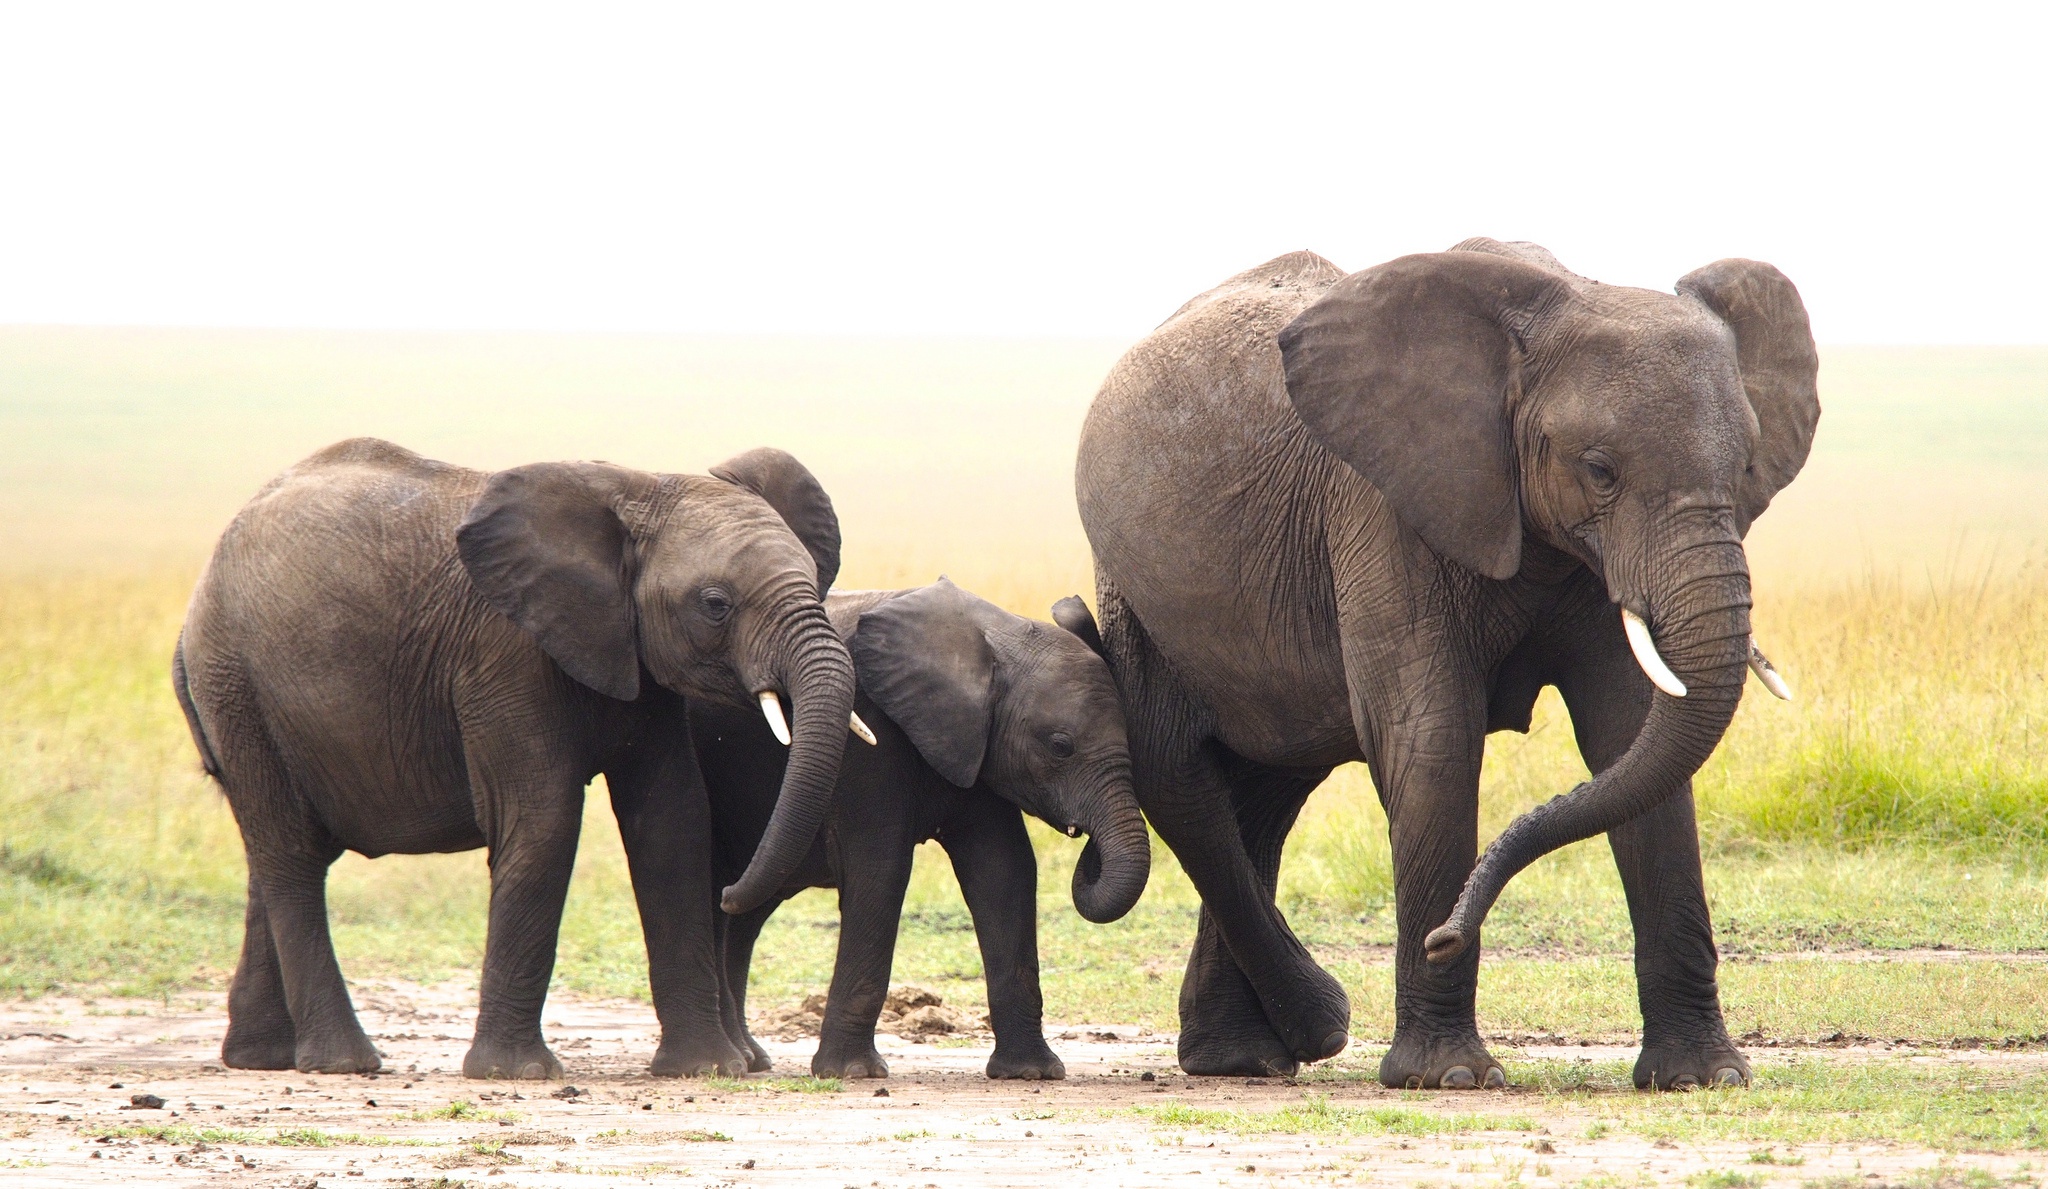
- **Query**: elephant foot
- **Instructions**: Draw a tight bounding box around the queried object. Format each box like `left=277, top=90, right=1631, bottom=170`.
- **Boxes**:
left=813, top=1037, right=890, bottom=1080
left=221, top=1026, right=297, bottom=1072
left=292, top=1031, right=382, bottom=1075
left=463, top=1036, right=562, bottom=1081
left=1178, top=1020, right=1299, bottom=1078
left=742, top=1032, right=773, bottom=1074
left=650, top=1034, right=748, bottom=1078
left=1379, top=1029, right=1503, bottom=1090
left=986, top=1042, right=1066, bottom=1081
left=1634, top=1039, right=1750, bottom=1091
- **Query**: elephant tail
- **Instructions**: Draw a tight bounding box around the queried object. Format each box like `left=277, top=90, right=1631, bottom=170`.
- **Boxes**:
left=171, top=632, right=222, bottom=779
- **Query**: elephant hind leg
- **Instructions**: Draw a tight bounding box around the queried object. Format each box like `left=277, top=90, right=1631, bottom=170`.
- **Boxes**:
left=210, top=701, right=379, bottom=1075
left=222, top=872, right=295, bottom=1069
left=1177, top=757, right=1332, bottom=1078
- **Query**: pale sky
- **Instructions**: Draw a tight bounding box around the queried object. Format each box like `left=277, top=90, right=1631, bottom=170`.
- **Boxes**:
left=1, top=2, right=2042, bottom=342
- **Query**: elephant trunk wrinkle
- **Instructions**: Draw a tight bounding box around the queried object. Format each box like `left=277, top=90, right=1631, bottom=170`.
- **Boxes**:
left=720, top=607, right=857, bottom=914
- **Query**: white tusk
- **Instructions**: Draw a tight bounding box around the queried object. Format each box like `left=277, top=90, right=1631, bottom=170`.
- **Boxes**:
left=1747, top=637, right=1793, bottom=700
left=849, top=711, right=878, bottom=746
left=758, top=690, right=792, bottom=746
left=1621, top=608, right=1688, bottom=698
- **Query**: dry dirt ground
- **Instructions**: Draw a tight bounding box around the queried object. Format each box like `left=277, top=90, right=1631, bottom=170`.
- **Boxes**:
left=1, top=981, right=2038, bottom=1188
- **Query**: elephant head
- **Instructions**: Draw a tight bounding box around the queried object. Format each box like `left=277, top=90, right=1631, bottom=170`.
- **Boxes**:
left=455, top=446, right=858, bottom=914
left=1278, top=238, right=1819, bottom=960
left=848, top=578, right=1151, bottom=923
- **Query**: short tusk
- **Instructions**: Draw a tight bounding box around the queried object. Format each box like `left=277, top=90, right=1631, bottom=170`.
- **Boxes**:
left=849, top=711, right=878, bottom=746
left=1621, top=607, right=1687, bottom=698
left=1065, top=824, right=1080, bottom=838
left=759, top=690, right=791, bottom=746
left=1747, top=637, right=1793, bottom=700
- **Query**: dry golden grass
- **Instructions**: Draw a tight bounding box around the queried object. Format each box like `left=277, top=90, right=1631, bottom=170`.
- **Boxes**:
left=2, top=331, right=2044, bottom=1047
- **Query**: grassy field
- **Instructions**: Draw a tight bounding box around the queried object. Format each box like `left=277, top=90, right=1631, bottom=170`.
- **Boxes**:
left=2, top=330, right=2046, bottom=1054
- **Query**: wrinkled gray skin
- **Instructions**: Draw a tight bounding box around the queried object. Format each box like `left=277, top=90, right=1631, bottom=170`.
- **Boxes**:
left=693, top=579, right=1148, bottom=1081
left=174, top=438, right=857, bottom=1080
left=1076, top=241, right=1818, bottom=1090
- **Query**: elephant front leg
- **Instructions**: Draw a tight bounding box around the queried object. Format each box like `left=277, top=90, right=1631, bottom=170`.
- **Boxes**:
left=1377, top=729, right=1504, bottom=1090
left=1555, top=611, right=1746, bottom=1089
left=608, top=733, right=749, bottom=1079
left=942, top=797, right=1064, bottom=1080
left=1609, top=788, right=1748, bottom=1089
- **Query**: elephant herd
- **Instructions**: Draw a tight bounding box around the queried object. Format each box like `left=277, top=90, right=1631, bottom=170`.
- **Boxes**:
left=172, top=238, right=1817, bottom=1093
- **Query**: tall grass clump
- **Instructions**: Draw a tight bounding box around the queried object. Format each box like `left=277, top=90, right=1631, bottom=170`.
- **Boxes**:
left=1700, top=561, right=2048, bottom=851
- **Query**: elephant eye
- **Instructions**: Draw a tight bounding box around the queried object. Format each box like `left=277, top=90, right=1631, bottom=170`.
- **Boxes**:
left=698, top=587, right=733, bottom=623
left=1047, top=731, right=1075, bottom=758
left=1581, top=452, right=1618, bottom=492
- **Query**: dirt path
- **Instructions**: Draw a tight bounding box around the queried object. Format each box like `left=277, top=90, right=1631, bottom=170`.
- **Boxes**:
left=1, top=981, right=2038, bottom=1187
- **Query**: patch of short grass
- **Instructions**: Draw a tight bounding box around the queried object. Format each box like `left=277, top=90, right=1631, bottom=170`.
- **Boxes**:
left=1134, top=1094, right=1534, bottom=1137
left=588, top=1128, right=730, bottom=1144
left=84, top=1122, right=417, bottom=1147
left=1512, top=1056, right=2048, bottom=1151
left=701, top=1075, right=841, bottom=1094
left=399, top=1100, right=522, bottom=1124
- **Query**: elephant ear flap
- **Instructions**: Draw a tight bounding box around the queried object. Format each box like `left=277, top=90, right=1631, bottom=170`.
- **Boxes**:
left=457, top=462, right=651, bottom=701
left=851, top=577, right=996, bottom=788
left=1050, top=595, right=1106, bottom=658
left=1675, top=259, right=1821, bottom=534
left=711, top=447, right=842, bottom=592
left=1279, top=252, right=1566, bottom=581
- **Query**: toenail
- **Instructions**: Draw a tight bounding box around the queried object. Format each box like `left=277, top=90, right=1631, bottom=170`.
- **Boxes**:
left=1319, top=1031, right=1349, bottom=1059
left=1670, top=1074, right=1700, bottom=1090
left=1712, top=1067, right=1744, bottom=1087
left=519, top=1063, right=544, bottom=1080
left=1441, top=1066, right=1476, bottom=1090
left=1483, top=1067, right=1506, bottom=1089
left=1404, top=1075, right=1423, bottom=1090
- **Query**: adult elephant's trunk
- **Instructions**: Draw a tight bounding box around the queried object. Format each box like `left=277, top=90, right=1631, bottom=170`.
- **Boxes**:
left=1425, top=533, right=1753, bottom=964
left=1068, top=772, right=1151, bottom=924
left=720, top=605, right=858, bottom=914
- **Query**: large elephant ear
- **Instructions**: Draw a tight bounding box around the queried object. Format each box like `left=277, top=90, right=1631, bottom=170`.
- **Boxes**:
left=851, top=577, right=996, bottom=788
left=456, top=461, right=654, bottom=701
left=710, top=447, right=842, bottom=591
left=1278, top=252, right=1568, bottom=580
left=1675, top=259, right=1821, bottom=533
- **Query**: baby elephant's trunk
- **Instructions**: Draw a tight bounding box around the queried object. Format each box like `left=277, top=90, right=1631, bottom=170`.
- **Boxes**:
left=1070, top=780, right=1151, bottom=924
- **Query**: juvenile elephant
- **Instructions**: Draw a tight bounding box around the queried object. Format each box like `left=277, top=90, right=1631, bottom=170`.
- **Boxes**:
left=1076, top=241, right=1817, bottom=1089
left=173, top=438, right=858, bottom=1079
left=691, top=578, right=1149, bottom=1081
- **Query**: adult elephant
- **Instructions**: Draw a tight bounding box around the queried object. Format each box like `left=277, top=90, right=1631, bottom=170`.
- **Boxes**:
left=174, top=438, right=859, bottom=1079
left=1075, top=240, right=1816, bottom=1090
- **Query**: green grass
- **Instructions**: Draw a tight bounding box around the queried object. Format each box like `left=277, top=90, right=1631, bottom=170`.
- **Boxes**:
left=700, top=1075, right=842, bottom=1094
left=1133, top=1058, right=2048, bottom=1153
left=84, top=1122, right=422, bottom=1147
left=1136, top=1095, right=1535, bottom=1137
left=399, top=1101, right=522, bottom=1123
left=2, top=335, right=2046, bottom=1058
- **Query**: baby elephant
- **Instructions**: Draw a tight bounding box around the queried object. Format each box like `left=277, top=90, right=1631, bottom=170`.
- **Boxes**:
left=692, top=578, right=1149, bottom=1080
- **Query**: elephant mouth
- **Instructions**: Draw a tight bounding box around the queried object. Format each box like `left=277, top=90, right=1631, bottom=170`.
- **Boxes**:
left=755, top=687, right=880, bottom=746
left=1622, top=608, right=1792, bottom=702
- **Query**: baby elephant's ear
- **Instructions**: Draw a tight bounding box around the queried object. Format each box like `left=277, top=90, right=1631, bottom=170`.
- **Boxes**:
left=1051, top=595, right=1105, bottom=658
left=852, top=578, right=996, bottom=788
left=457, top=461, right=656, bottom=702
left=711, top=447, right=842, bottom=592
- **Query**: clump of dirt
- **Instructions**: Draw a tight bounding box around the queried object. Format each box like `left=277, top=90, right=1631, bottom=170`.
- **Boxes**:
left=752, top=985, right=988, bottom=1040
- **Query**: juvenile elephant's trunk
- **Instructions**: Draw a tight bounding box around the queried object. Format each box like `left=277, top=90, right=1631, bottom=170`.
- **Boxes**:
left=1425, top=534, right=1753, bottom=964
left=720, top=606, right=858, bottom=914
left=1069, top=774, right=1151, bottom=924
